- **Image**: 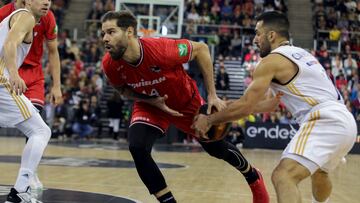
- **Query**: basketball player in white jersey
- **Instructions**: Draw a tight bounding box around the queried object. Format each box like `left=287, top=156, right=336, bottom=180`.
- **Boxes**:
left=192, top=11, right=357, bottom=203
left=0, top=1, right=52, bottom=202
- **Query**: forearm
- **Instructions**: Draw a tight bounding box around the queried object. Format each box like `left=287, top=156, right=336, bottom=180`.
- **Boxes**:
left=208, top=98, right=253, bottom=125
left=252, top=99, right=277, bottom=113
left=114, top=86, right=156, bottom=102
left=195, top=44, right=217, bottom=96
left=49, top=51, right=61, bottom=87
left=3, top=41, right=18, bottom=75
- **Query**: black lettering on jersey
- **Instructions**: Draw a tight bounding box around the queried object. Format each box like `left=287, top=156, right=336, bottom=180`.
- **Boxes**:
left=150, top=66, right=161, bottom=73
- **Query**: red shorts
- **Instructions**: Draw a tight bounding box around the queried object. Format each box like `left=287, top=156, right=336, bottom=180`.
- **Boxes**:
left=130, top=91, right=205, bottom=136
left=19, top=65, right=45, bottom=108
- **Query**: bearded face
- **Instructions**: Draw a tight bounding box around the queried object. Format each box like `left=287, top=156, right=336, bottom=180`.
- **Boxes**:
left=102, top=20, right=129, bottom=60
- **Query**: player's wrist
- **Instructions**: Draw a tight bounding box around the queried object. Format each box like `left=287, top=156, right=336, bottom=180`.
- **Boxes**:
left=207, top=114, right=213, bottom=127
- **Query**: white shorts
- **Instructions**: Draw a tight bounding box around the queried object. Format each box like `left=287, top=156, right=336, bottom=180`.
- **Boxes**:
left=282, top=102, right=357, bottom=174
left=0, top=79, right=38, bottom=127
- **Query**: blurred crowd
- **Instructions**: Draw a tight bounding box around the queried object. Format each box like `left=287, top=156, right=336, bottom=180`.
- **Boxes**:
left=0, top=0, right=358, bottom=143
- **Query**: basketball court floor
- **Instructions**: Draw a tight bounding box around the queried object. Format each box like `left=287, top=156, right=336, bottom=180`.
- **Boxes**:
left=0, top=137, right=358, bottom=203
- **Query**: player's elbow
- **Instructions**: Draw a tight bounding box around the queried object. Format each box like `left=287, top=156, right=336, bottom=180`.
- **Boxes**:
left=192, top=41, right=209, bottom=59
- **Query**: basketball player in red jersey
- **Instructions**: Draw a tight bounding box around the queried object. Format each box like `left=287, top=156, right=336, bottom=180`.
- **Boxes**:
left=101, top=11, right=271, bottom=203
left=0, top=0, right=62, bottom=191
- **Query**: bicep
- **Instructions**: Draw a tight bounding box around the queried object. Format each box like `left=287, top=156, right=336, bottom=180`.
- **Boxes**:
left=7, top=13, right=34, bottom=44
left=241, top=64, right=275, bottom=106
left=189, top=40, right=207, bottom=61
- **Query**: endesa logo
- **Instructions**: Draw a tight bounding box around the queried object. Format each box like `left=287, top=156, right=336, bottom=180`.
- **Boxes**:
left=246, top=124, right=297, bottom=140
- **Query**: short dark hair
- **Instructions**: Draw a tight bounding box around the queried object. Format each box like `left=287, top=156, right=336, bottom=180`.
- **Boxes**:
left=101, top=11, right=138, bottom=36
left=256, top=11, right=290, bottom=39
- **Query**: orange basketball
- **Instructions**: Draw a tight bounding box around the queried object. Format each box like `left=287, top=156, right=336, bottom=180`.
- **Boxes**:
left=197, top=104, right=232, bottom=142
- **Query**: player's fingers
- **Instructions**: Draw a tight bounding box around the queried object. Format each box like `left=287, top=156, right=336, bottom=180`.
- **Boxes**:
left=200, top=131, right=209, bottom=139
left=166, top=107, right=183, bottom=117
left=206, top=104, right=212, bottom=114
left=193, top=115, right=199, bottom=122
left=163, top=94, right=168, bottom=100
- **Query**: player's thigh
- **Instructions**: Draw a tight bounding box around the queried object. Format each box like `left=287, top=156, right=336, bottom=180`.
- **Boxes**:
left=0, top=84, right=38, bottom=128
left=273, top=158, right=311, bottom=182
left=284, top=108, right=356, bottom=172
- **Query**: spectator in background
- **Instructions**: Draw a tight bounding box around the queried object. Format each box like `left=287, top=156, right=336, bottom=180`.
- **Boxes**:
left=336, top=73, right=348, bottom=90
left=72, top=100, right=93, bottom=140
left=279, top=111, right=296, bottom=124
left=107, top=92, right=124, bottom=140
left=343, top=54, right=358, bottom=80
left=226, top=121, right=245, bottom=146
left=89, top=95, right=102, bottom=138
left=329, top=24, right=341, bottom=41
left=216, top=65, right=230, bottom=90
left=331, top=53, right=344, bottom=78
left=187, top=7, right=200, bottom=23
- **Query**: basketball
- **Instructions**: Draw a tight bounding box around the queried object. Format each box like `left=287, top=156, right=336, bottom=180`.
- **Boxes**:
left=197, top=104, right=232, bottom=142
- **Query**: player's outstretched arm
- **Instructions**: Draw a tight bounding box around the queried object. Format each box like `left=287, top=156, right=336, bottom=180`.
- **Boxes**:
left=190, top=41, right=226, bottom=114
left=192, top=59, right=277, bottom=137
left=113, top=85, right=183, bottom=117
left=3, top=11, right=35, bottom=95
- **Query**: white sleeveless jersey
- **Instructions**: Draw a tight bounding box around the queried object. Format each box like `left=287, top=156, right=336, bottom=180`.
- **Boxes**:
left=0, top=9, right=32, bottom=78
left=270, top=45, right=343, bottom=123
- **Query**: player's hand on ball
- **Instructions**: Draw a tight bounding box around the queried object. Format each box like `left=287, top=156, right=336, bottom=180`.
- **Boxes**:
left=8, top=71, right=27, bottom=95
left=207, top=95, right=226, bottom=114
left=192, top=114, right=211, bottom=139
left=151, top=94, right=183, bottom=117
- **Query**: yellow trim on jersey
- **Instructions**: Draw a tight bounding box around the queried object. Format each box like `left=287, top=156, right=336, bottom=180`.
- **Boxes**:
left=287, top=83, right=319, bottom=106
left=0, top=58, right=5, bottom=76
left=294, top=110, right=319, bottom=155
left=0, top=58, right=31, bottom=120
left=4, top=83, right=31, bottom=120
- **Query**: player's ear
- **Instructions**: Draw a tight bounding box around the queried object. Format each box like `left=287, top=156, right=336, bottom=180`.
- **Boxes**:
left=127, top=27, right=134, bottom=37
left=267, top=31, right=275, bottom=42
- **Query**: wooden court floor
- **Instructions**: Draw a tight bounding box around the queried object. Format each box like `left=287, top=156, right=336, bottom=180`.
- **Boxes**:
left=0, top=137, right=359, bottom=203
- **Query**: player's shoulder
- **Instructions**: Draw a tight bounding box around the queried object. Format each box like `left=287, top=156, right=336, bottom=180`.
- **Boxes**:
left=141, top=37, right=178, bottom=46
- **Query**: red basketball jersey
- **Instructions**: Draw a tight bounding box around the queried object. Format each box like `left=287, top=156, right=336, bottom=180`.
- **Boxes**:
left=0, top=2, right=57, bottom=68
left=102, top=37, right=198, bottom=111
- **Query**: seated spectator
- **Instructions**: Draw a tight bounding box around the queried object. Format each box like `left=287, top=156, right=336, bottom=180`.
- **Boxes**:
left=336, top=73, right=348, bottom=90
left=226, top=121, right=245, bottom=146
left=89, top=95, right=102, bottom=138
left=72, top=100, right=93, bottom=139
left=331, top=53, right=344, bottom=78
left=216, top=65, right=230, bottom=90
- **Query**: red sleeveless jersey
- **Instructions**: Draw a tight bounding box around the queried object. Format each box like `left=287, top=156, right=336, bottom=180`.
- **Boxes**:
left=102, top=37, right=198, bottom=111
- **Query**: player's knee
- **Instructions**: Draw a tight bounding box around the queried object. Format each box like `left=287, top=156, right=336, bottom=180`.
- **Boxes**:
left=202, top=145, right=226, bottom=159
left=129, top=145, right=150, bottom=160
left=272, top=164, right=306, bottom=186
left=43, top=124, right=51, bottom=142
left=311, top=169, right=329, bottom=184
left=36, top=124, right=51, bottom=143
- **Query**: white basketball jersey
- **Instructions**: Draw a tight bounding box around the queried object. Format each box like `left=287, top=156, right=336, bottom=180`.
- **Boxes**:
left=270, top=45, right=343, bottom=123
left=0, top=9, right=32, bottom=78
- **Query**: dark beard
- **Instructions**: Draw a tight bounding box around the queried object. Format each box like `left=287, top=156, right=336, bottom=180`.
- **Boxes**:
left=259, top=43, right=271, bottom=58
left=110, top=47, right=126, bottom=60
